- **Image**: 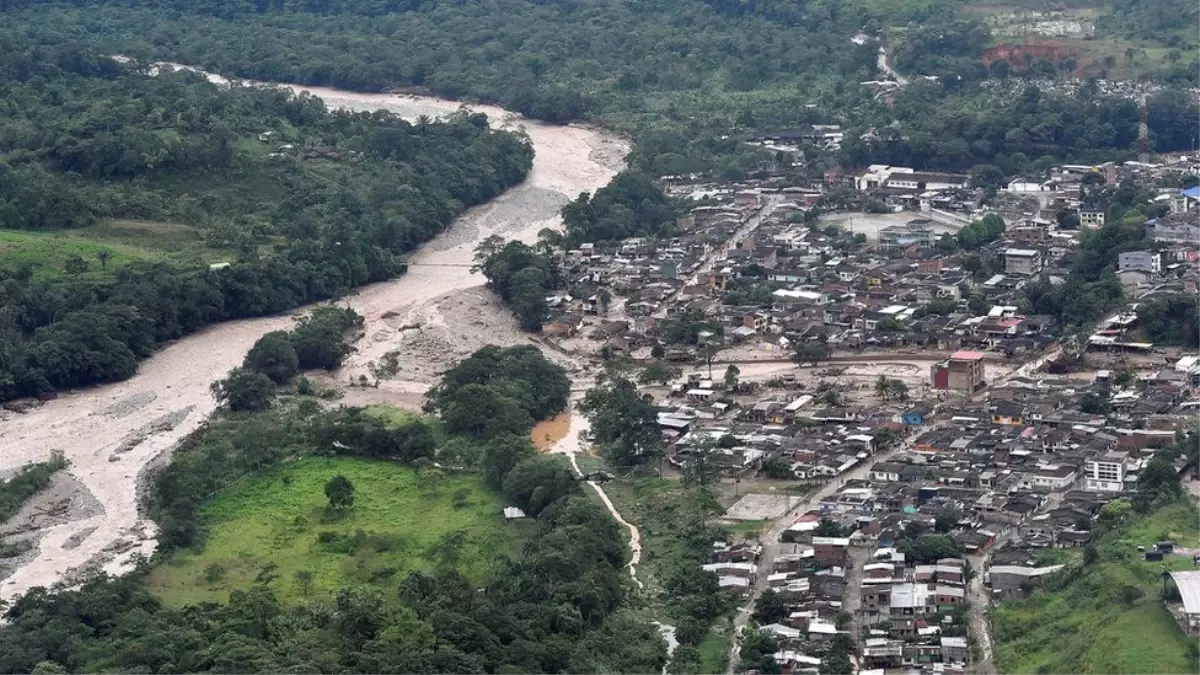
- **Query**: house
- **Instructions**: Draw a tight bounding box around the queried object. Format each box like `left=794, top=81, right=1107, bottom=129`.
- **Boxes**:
left=541, top=315, right=582, bottom=337
left=991, top=402, right=1025, bottom=425
left=941, top=636, right=969, bottom=663
left=812, top=536, right=850, bottom=565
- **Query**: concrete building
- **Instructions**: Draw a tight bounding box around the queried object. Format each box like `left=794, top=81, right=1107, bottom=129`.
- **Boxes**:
left=1117, top=250, right=1161, bottom=275
left=1004, top=248, right=1042, bottom=276
left=1084, top=451, right=1129, bottom=492
left=1079, top=209, right=1106, bottom=229
left=1146, top=217, right=1200, bottom=244
left=931, top=351, right=986, bottom=392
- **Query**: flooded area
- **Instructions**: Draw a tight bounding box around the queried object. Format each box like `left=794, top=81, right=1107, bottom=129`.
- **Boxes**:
left=0, top=67, right=628, bottom=602
left=531, top=411, right=572, bottom=451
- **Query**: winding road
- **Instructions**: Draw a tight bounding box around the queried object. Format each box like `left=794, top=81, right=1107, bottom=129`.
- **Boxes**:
left=0, top=69, right=628, bottom=603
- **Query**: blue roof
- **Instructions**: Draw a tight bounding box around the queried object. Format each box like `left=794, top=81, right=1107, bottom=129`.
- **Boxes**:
left=1183, top=186, right=1200, bottom=199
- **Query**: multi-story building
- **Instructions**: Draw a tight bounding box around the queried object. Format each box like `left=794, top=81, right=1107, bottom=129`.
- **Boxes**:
left=1117, top=250, right=1161, bottom=275
left=878, top=219, right=937, bottom=252
left=1079, top=209, right=1106, bottom=229
left=1084, top=451, right=1129, bottom=492
left=1004, top=248, right=1042, bottom=276
left=931, top=351, right=986, bottom=392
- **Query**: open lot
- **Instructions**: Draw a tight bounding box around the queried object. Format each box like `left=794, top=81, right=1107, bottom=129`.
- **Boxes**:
left=819, top=212, right=958, bottom=242
left=146, top=456, right=526, bottom=606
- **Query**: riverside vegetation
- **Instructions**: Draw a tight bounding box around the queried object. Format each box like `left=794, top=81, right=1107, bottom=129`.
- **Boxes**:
left=0, top=30, right=533, bottom=404
left=0, top=344, right=675, bottom=674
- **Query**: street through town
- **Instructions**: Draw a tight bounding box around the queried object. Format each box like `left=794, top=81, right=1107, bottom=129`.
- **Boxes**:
left=723, top=440, right=912, bottom=673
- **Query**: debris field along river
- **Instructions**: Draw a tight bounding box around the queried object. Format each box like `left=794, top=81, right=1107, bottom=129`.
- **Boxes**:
left=0, top=67, right=629, bottom=602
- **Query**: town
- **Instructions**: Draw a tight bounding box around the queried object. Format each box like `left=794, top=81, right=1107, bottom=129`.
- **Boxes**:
left=530, top=146, right=1200, bottom=674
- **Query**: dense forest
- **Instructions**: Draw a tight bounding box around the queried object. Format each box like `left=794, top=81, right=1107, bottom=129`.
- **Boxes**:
left=0, top=32, right=532, bottom=403
left=2, top=0, right=1196, bottom=179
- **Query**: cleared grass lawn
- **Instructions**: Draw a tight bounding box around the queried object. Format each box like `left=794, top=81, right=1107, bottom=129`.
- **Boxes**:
left=993, top=499, right=1200, bottom=674
left=0, top=219, right=230, bottom=280
left=147, top=456, right=527, bottom=606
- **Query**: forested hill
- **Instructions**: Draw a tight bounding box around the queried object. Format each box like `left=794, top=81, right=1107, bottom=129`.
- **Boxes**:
left=4, top=0, right=1198, bottom=178
left=0, top=32, right=533, bottom=402
left=0, top=0, right=890, bottom=112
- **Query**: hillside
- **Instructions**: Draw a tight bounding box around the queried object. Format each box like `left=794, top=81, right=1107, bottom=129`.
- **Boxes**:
left=993, top=498, right=1200, bottom=674
left=146, top=456, right=526, bottom=606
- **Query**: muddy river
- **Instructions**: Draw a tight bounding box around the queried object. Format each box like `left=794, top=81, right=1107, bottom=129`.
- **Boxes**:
left=0, top=68, right=627, bottom=601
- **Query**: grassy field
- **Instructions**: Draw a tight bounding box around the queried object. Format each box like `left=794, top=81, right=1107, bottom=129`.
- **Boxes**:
left=603, top=474, right=740, bottom=673
left=0, top=219, right=231, bottom=280
left=147, top=456, right=528, bottom=606
left=603, top=475, right=695, bottom=596
left=697, top=621, right=733, bottom=674
left=993, top=498, right=1200, bottom=674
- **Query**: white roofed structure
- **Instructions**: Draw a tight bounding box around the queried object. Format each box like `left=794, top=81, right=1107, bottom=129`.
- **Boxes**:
left=1169, top=570, right=1200, bottom=634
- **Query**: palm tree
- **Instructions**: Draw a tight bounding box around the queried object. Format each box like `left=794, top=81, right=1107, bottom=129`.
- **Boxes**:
left=96, top=249, right=112, bottom=270
left=875, top=374, right=892, bottom=401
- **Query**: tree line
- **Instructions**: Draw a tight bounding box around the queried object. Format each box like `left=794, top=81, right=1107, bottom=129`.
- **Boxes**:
left=473, top=237, right=561, bottom=332
left=0, top=32, right=533, bottom=403
left=212, top=306, right=365, bottom=412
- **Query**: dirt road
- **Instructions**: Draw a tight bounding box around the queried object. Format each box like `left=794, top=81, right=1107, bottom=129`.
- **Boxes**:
left=724, top=443, right=910, bottom=673
left=0, top=70, right=628, bottom=602
left=967, top=554, right=997, bottom=674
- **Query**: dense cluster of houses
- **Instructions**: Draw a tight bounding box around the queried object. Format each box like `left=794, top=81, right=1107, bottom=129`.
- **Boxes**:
left=602, top=154, right=1200, bottom=672
left=542, top=154, right=1200, bottom=366
left=683, top=354, right=1196, bottom=671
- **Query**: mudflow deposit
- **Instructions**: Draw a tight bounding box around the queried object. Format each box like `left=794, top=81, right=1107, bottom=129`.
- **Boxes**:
left=0, top=67, right=629, bottom=602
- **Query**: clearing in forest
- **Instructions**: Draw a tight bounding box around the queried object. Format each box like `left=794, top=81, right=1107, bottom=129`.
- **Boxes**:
left=147, top=456, right=527, bottom=606
left=0, top=219, right=232, bottom=280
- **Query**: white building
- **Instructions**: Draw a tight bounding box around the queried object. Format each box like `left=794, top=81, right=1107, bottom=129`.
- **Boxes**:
left=1117, top=250, right=1161, bottom=274
left=1079, top=209, right=1106, bottom=229
left=1084, top=451, right=1128, bottom=492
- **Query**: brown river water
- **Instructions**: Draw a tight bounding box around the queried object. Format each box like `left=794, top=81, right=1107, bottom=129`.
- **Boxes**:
left=0, top=65, right=628, bottom=601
